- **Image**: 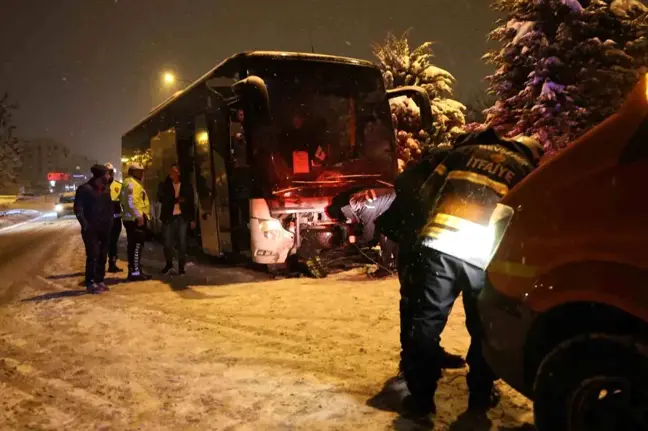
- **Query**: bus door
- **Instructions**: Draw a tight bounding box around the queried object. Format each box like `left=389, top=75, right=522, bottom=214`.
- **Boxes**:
left=229, top=108, right=251, bottom=253
left=194, top=113, right=231, bottom=256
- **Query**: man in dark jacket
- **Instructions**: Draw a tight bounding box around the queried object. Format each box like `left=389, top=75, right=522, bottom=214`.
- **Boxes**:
left=400, top=128, right=544, bottom=419
left=158, top=164, right=195, bottom=275
left=74, top=164, right=114, bottom=294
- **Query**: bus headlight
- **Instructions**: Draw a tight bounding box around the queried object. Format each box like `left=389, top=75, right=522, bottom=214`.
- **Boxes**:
left=55, top=204, right=63, bottom=212
left=259, top=219, right=284, bottom=240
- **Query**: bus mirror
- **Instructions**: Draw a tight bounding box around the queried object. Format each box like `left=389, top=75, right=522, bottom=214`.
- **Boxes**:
left=386, top=86, right=433, bottom=132
left=232, top=75, right=271, bottom=121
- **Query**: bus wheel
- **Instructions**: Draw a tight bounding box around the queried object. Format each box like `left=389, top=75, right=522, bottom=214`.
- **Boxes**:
left=533, top=334, right=648, bottom=431
left=267, top=263, right=289, bottom=275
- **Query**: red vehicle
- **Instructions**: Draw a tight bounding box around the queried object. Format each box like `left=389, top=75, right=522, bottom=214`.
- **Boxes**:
left=479, top=76, right=648, bottom=430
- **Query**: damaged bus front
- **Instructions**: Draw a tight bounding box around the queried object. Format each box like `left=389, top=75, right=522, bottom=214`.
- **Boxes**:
left=122, top=51, right=433, bottom=266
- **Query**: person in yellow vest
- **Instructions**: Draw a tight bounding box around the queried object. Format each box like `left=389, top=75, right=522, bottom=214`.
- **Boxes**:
left=119, top=162, right=151, bottom=281
left=104, top=163, right=123, bottom=273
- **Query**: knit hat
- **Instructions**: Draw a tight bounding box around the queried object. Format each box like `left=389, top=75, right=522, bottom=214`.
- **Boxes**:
left=90, top=164, right=108, bottom=178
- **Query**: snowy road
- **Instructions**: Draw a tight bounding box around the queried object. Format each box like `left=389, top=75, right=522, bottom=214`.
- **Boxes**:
left=0, top=213, right=70, bottom=305
left=0, top=216, right=535, bottom=430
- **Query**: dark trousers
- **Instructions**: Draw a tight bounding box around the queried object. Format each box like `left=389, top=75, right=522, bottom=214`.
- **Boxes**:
left=402, top=246, right=496, bottom=399
left=162, top=216, right=188, bottom=268
left=123, top=220, right=146, bottom=275
left=380, top=236, right=398, bottom=270
left=108, top=217, right=122, bottom=260
left=82, top=228, right=110, bottom=284
left=397, top=245, right=414, bottom=370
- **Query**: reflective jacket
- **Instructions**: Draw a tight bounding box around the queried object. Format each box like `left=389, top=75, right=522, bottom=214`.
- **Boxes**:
left=375, top=146, right=452, bottom=245
left=109, top=180, right=122, bottom=216
left=417, top=129, right=537, bottom=267
left=120, top=176, right=150, bottom=221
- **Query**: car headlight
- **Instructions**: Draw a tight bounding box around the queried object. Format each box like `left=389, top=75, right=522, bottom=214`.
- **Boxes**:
left=55, top=204, right=63, bottom=212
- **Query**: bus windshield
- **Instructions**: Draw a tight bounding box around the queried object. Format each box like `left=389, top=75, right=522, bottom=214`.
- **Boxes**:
left=245, top=59, right=396, bottom=196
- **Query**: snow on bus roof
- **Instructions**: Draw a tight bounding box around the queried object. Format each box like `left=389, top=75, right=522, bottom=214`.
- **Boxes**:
left=123, top=51, right=375, bottom=139
left=243, top=51, right=374, bottom=67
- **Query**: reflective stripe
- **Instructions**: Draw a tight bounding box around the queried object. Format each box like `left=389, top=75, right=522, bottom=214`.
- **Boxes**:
left=432, top=212, right=472, bottom=231
left=488, top=260, right=538, bottom=278
left=420, top=225, right=445, bottom=238
left=446, top=170, right=509, bottom=196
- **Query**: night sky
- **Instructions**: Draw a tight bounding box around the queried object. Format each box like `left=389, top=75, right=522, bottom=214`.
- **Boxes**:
left=0, top=0, right=496, bottom=166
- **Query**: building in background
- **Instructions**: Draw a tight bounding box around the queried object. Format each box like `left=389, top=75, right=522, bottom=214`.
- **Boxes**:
left=17, top=138, right=98, bottom=193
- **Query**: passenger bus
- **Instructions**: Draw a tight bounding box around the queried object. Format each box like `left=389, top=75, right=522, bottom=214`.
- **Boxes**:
left=122, top=51, right=432, bottom=266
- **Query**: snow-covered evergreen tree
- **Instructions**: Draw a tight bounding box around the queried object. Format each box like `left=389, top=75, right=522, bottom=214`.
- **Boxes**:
left=0, top=93, right=23, bottom=193
left=373, top=30, right=466, bottom=166
left=484, top=0, right=648, bottom=154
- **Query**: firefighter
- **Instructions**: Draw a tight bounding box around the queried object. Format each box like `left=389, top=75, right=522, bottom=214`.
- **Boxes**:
left=104, top=162, right=123, bottom=273
left=400, top=128, right=544, bottom=419
left=120, top=163, right=152, bottom=281
left=374, top=144, right=466, bottom=392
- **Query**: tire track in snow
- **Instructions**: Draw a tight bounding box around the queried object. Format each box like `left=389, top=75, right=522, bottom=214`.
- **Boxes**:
left=0, top=219, right=77, bottom=305
left=0, top=355, right=129, bottom=429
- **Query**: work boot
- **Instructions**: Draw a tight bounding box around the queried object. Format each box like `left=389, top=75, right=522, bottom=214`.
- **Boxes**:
left=107, top=257, right=123, bottom=273
left=468, top=386, right=501, bottom=412
left=161, top=263, right=173, bottom=275
left=383, top=369, right=408, bottom=393
left=401, top=394, right=436, bottom=421
left=85, top=283, right=102, bottom=294
left=369, top=267, right=393, bottom=278
left=95, top=282, right=109, bottom=292
left=440, top=348, right=466, bottom=369
left=128, top=273, right=152, bottom=282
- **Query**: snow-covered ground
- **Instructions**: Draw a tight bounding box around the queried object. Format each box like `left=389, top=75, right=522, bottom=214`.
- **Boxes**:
left=0, top=218, right=535, bottom=430
left=0, top=196, right=57, bottom=230
left=0, top=210, right=41, bottom=231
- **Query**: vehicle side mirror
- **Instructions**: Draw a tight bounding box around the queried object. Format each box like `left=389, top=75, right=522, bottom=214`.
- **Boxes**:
left=232, top=75, right=271, bottom=122
left=386, top=86, right=433, bottom=132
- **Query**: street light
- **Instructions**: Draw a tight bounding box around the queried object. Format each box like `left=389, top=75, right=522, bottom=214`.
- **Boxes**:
left=163, top=71, right=176, bottom=85
left=162, top=71, right=191, bottom=86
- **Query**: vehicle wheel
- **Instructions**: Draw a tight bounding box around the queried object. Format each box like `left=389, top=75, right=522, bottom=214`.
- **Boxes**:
left=533, top=334, right=648, bottom=431
left=267, top=263, right=289, bottom=274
